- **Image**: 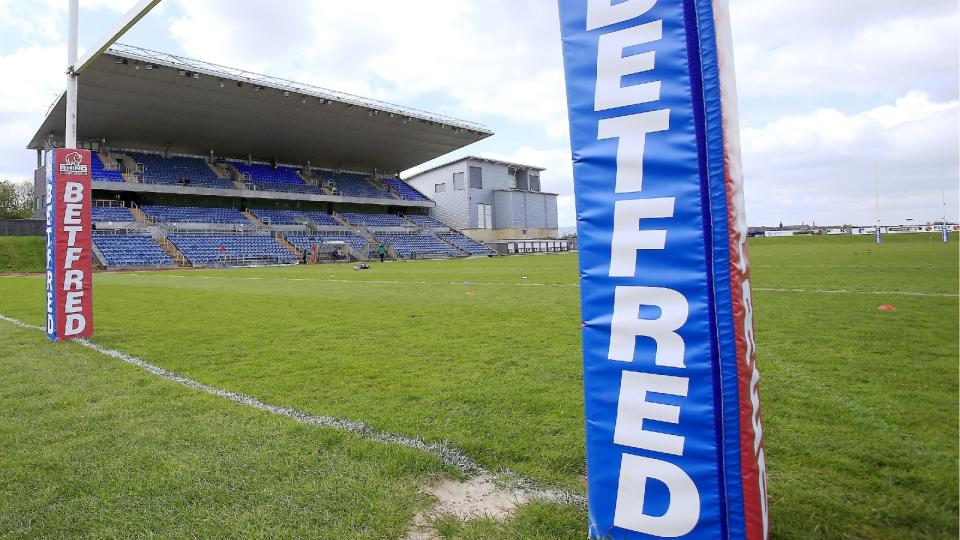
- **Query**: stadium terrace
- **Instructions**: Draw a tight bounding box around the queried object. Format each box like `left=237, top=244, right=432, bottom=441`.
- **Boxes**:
left=27, top=45, right=566, bottom=269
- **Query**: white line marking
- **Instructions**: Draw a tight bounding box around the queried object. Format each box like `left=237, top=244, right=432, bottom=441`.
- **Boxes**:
left=755, top=265, right=942, bottom=269
left=752, top=287, right=957, bottom=298
left=115, top=273, right=582, bottom=288
left=0, top=313, right=585, bottom=508
left=113, top=273, right=958, bottom=297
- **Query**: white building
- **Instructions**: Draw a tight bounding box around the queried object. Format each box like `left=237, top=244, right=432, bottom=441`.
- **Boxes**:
left=405, top=156, right=559, bottom=244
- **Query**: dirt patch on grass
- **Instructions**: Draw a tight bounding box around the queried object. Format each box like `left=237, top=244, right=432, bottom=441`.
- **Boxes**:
left=403, top=473, right=531, bottom=539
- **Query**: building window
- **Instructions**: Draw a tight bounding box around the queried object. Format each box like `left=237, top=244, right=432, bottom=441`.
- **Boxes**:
left=529, top=174, right=540, bottom=192
left=435, top=183, right=446, bottom=193
left=468, top=166, right=482, bottom=189
left=453, top=172, right=465, bottom=191
left=477, top=203, right=492, bottom=229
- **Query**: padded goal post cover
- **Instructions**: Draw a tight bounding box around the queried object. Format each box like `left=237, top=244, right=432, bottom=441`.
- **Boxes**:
left=46, top=148, right=94, bottom=341
left=558, top=0, right=767, bottom=538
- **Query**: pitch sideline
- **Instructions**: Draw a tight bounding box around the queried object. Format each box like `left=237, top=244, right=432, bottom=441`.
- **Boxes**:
left=108, top=272, right=960, bottom=297
left=0, top=313, right=586, bottom=510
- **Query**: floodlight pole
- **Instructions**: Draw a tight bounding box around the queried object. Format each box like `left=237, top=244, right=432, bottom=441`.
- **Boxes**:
left=66, top=0, right=79, bottom=149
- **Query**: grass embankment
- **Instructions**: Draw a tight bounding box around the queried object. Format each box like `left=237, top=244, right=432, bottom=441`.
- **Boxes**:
left=0, top=234, right=957, bottom=538
left=0, top=236, right=43, bottom=273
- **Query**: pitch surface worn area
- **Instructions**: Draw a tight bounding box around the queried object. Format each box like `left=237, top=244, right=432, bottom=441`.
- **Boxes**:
left=1, top=235, right=957, bottom=538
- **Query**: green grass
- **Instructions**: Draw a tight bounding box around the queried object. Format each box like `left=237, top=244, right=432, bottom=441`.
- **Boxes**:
left=0, top=323, right=448, bottom=538
left=0, top=234, right=957, bottom=538
left=0, top=236, right=44, bottom=273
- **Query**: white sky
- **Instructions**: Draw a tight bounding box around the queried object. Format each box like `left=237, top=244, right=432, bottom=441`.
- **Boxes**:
left=0, top=0, right=957, bottom=227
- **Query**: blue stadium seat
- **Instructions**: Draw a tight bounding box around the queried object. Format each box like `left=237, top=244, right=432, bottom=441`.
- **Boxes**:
left=92, top=206, right=135, bottom=222
left=140, top=205, right=250, bottom=224
left=91, top=153, right=124, bottom=182
left=249, top=209, right=341, bottom=226
left=385, top=178, right=430, bottom=201
left=374, top=232, right=461, bottom=258
left=287, top=231, right=369, bottom=253
left=316, top=171, right=394, bottom=199
left=233, top=163, right=323, bottom=194
left=130, top=152, right=235, bottom=190
left=168, top=234, right=296, bottom=264
left=340, top=212, right=410, bottom=228
left=405, top=214, right=449, bottom=229
left=92, top=233, right=172, bottom=267
left=440, top=232, right=497, bottom=256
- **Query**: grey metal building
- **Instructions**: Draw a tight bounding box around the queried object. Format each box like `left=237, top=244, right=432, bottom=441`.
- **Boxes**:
left=405, top=156, right=559, bottom=242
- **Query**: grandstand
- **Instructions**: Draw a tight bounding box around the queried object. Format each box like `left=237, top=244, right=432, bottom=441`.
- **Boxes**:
left=287, top=231, right=370, bottom=256
left=340, top=212, right=411, bottom=229
left=169, top=233, right=296, bottom=265
left=439, top=232, right=497, bottom=256
left=140, top=205, right=249, bottom=225
left=404, top=214, right=449, bottom=230
left=28, top=44, right=502, bottom=268
left=386, top=178, right=431, bottom=201
left=91, top=153, right=124, bottom=182
left=92, top=232, right=173, bottom=267
left=374, top=232, right=461, bottom=258
left=131, top=152, right=235, bottom=190
left=92, top=206, right=134, bottom=222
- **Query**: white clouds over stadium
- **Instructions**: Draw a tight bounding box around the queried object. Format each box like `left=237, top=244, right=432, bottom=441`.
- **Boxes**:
left=0, top=0, right=956, bottom=226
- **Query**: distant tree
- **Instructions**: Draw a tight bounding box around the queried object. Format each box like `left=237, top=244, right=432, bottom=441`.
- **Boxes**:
left=778, top=220, right=783, bottom=229
left=0, top=180, right=34, bottom=219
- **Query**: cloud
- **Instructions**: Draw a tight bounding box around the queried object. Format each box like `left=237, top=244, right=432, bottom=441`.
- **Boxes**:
left=167, top=0, right=568, bottom=138
left=729, top=0, right=959, bottom=104
left=741, top=92, right=959, bottom=226
left=0, top=46, right=64, bottom=114
left=0, top=45, right=65, bottom=181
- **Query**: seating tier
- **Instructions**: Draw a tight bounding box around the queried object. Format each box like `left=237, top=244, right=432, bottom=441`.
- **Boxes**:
left=91, top=153, right=124, bottom=182
left=340, top=212, right=410, bottom=228
left=405, top=214, right=448, bottom=229
left=375, top=233, right=460, bottom=257
left=385, top=178, right=430, bottom=201
left=168, top=234, right=295, bottom=264
left=131, top=153, right=234, bottom=190
left=92, top=206, right=134, bottom=222
left=140, top=205, right=249, bottom=224
left=440, top=232, right=497, bottom=255
left=92, top=233, right=172, bottom=267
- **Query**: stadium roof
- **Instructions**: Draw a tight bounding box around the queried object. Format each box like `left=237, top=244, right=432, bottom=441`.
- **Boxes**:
left=28, top=44, right=493, bottom=173
left=407, top=155, right=546, bottom=179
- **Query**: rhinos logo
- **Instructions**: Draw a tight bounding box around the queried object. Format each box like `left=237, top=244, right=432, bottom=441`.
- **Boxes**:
left=58, top=151, right=89, bottom=175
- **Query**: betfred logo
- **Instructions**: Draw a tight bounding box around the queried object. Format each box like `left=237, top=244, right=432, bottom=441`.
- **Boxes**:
left=58, top=151, right=89, bottom=175
left=47, top=148, right=94, bottom=341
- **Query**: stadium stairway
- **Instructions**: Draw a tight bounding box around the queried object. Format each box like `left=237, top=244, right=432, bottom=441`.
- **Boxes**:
left=330, top=212, right=354, bottom=228
left=222, top=163, right=247, bottom=190
left=157, top=237, right=188, bottom=266
left=297, top=170, right=319, bottom=187
left=96, top=151, right=116, bottom=171
left=121, top=154, right=140, bottom=183
left=368, top=177, right=400, bottom=199
left=129, top=206, right=152, bottom=223
left=242, top=211, right=264, bottom=227
left=207, top=161, right=234, bottom=182
left=275, top=236, right=302, bottom=259
left=90, top=241, right=108, bottom=268
left=437, top=234, right=470, bottom=257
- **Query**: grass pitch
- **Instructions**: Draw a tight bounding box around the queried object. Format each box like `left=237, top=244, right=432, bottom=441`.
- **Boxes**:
left=0, top=234, right=957, bottom=538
